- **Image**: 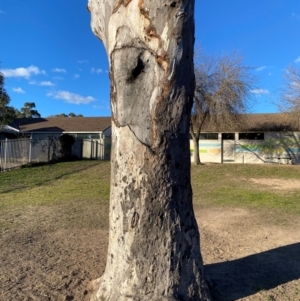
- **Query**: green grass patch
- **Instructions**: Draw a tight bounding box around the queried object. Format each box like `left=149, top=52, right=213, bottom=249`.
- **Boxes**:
left=0, top=160, right=110, bottom=208
left=0, top=160, right=111, bottom=230
left=192, top=163, right=300, bottom=214
left=1, top=161, right=300, bottom=232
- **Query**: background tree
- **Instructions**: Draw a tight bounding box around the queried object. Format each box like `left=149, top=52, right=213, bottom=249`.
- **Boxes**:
left=50, top=113, right=68, bottom=117
left=190, top=51, right=255, bottom=164
left=279, top=66, right=300, bottom=114
left=48, top=113, right=84, bottom=117
left=88, top=1, right=212, bottom=301
left=0, top=66, right=16, bottom=126
left=19, top=102, right=41, bottom=118
left=68, top=112, right=83, bottom=117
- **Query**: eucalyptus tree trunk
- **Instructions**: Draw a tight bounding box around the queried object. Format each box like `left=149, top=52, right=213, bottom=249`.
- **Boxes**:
left=88, top=1, right=212, bottom=300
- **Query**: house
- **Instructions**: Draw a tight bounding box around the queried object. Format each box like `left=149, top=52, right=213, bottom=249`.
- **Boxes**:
left=2, top=113, right=300, bottom=165
left=190, top=113, right=300, bottom=164
left=6, top=117, right=112, bottom=160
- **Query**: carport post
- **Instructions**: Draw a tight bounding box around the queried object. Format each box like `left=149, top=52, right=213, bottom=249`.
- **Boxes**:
left=221, top=137, right=224, bottom=164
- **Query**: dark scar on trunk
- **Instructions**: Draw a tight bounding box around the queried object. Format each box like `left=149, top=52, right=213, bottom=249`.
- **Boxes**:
left=127, top=56, right=145, bottom=83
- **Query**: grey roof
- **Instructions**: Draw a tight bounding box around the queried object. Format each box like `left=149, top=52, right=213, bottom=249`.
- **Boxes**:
left=9, top=114, right=300, bottom=134
left=201, top=113, right=300, bottom=132
left=11, top=117, right=111, bottom=133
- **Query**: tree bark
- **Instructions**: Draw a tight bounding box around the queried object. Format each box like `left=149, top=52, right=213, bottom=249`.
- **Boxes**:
left=88, top=1, right=212, bottom=300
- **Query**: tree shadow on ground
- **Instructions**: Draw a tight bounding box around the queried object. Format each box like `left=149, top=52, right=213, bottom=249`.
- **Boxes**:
left=0, top=161, right=101, bottom=194
left=205, top=242, right=300, bottom=301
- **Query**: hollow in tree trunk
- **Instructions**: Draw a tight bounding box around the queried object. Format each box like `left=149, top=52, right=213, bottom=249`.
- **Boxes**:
left=88, top=1, right=212, bottom=300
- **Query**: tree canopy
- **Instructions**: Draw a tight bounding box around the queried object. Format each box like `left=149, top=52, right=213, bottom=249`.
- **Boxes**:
left=17, top=102, right=41, bottom=118
left=48, top=113, right=84, bottom=117
left=1, top=68, right=41, bottom=125
left=0, top=67, right=15, bottom=127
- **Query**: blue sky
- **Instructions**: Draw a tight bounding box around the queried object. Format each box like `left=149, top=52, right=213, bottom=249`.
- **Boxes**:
left=1, top=0, right=300, bottom=117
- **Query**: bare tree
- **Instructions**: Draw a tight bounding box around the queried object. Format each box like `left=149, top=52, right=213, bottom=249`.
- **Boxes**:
left=88, top=1, right=212, bottom=301
left=190, top=52, right=254, bottom=164
left=279, top=66, right=300, bottom=114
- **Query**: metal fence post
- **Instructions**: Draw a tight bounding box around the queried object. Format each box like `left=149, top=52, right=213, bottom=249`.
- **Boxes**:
left=4, top=138, right=8, bottom=171
left=29, top=137, right=32, bottom=163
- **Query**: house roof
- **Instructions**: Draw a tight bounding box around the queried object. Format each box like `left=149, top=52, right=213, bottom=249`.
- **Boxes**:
left=201, top=113, right=300, bottom=132
left=10, top=117, right=111, bottom=133
left=8, top=113, right=299, bottom=134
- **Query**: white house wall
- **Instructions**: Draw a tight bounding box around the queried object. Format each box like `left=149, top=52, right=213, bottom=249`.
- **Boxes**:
left=190, top=140, right=222, bottom=163
left=79, top=138, right=111, bottom=160
left=190, top=131, right=300, bottom=164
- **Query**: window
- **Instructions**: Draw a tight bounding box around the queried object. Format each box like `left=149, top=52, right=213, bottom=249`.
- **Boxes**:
left=238, top=133, right=264, bottom=140
left=199, top=133, right=218, bottom=140
left=76, top=133, right=100, bottom=139
left=222, top=133, right=235, bottom=140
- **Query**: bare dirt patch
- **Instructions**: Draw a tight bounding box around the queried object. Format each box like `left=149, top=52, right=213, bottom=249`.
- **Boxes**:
left=247, top=178, right=300, bottom=191
left=197, top=207, right=300, bottom=301
left=1, top=206, right=300, bottom=301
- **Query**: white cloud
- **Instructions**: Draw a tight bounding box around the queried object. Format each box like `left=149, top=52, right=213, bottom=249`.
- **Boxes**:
left=29, top=80, right=55, bottom=86
left=40, top=81, right=55, bottom=86
left=91, top=68, right=103, bottom=74
left=251, top=89, right=270, bottom=96
left=1, top=65, right=45, bottom=78
left=255, top=66, right=266, bottom=72
left=77, top=60, right=89, bottom=64
left=52, top=68, right=67, bottom=73
left=295, top=56, right=300, bottom=63
left=73, top=74, right=80, bottom=79
left=47, top=90, right=95, bottom=105
left=12, top=87, right=25, bottom=94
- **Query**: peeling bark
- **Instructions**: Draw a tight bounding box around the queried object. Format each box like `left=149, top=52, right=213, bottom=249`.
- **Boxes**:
left=88, top=0, right=212, bottom=300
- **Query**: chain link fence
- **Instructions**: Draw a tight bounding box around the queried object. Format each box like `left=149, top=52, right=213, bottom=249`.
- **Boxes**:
left=0, top=138, right=60, bottom=171
left=0, top=137, right=110, bottom=172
